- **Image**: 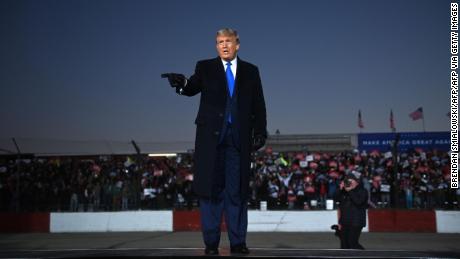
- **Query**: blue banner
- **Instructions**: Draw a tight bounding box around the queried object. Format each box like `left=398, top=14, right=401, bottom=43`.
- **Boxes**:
left=358, top=132, right=450, bottom=152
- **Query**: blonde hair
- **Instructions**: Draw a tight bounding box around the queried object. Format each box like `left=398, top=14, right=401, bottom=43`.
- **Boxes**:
left=216, top=28, right=240, bottom=43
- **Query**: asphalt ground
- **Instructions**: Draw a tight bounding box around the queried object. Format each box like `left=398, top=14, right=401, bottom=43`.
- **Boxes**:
left=0, top=232, right=459, bottom=258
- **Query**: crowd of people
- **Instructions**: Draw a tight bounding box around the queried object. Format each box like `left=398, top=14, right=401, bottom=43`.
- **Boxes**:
left=0, top=154, right=195, bottom=212
left=250, top=149, right=455, bottom=210
left=0, top=148, right=457, bottom=212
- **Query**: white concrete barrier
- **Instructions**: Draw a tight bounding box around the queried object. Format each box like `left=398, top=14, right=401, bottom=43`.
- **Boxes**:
left=248, top=210, right=369, bottom=232
left=435, top=211, right=460, bottom=233
left=49, top=210, right=371, bottom=233
left=50, top=211, right=172, bottom=233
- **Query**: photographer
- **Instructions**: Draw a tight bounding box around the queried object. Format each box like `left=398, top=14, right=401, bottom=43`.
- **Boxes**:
left=335, top=171, right=368, bottom=249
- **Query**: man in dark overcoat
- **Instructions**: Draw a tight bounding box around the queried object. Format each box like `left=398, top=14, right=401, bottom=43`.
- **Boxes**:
left=163, top=28, right=267, bottom=255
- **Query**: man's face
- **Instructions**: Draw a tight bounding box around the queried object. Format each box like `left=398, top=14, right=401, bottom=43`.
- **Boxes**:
left=216, top=34, right=239, bottom=61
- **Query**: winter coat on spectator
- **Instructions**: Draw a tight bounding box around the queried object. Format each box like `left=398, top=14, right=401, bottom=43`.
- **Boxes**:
left=335, top=184, right=368, bottom=227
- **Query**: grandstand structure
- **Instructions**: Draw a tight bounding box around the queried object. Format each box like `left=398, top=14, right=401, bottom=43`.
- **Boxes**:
left=0, top=138, right=195, bottom=156
left=0, top=131, right=449, bottom=156
left=0, top=134, right=357, bottom=157
left=267, top=133, right=356, bottom=152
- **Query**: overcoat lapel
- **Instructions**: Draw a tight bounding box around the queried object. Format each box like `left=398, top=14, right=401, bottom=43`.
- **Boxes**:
left=213, top=57, right=229, bottom=97
left=234, top=57, right=242, bottom=99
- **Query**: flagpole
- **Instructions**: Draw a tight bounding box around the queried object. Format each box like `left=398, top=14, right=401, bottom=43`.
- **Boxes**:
left=390, top=109, right=395, bottom=133
left=422, top=116, right=426, bottom=132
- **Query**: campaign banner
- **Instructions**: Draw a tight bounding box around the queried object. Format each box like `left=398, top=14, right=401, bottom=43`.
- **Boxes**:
left=358, top=132, right=450, bottom=152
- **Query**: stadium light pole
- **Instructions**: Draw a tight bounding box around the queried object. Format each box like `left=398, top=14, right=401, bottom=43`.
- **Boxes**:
left=131, top=140, right=142, bottom=210
left=391, top=133, right=400, bottom=208
left=12, top=138, right=21, bottom=212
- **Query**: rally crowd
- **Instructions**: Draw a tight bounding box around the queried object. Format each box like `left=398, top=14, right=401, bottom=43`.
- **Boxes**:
left=0, top=148, right=457, bottom=212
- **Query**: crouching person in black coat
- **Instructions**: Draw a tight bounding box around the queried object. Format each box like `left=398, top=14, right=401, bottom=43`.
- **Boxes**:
left=335, top=172, right=368, bottom=249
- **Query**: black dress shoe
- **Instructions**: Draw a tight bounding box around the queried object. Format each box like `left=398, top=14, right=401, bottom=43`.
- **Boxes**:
left=230, top=244, right=250, bottom=254
left=204, top=247, right=219, bottom=255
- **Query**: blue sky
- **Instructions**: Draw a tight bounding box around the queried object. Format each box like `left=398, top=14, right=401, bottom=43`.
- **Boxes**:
left=0, top=0, right=452, bottom=142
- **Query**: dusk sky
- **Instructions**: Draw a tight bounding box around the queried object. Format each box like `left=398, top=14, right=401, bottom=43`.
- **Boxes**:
left=0, top=0, right=452, bottom=143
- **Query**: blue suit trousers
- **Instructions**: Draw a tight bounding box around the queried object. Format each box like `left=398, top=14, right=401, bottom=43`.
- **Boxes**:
left=199, top=124, right=247, bottom=248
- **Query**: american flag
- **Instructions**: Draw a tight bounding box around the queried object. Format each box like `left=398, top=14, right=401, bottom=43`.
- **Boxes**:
left=409, top=107, right=424, bottom=121
left=390, top=109, right=395, bottom=131
left=358, top=110, right=364, bottom=129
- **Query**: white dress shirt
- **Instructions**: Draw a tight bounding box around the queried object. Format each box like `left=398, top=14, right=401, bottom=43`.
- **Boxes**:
left=181, top=56, right=238, bottom=95
left=221, top=56, right=237, bottom=80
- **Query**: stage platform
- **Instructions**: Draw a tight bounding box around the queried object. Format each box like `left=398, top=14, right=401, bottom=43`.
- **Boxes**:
left=0, top=232, right=459, bottom=258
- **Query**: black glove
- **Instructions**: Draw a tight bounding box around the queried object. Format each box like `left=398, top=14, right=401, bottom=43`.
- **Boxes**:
left=252, top=134, right=266, bottom=152
left=161, top=73, right=187, bottom=88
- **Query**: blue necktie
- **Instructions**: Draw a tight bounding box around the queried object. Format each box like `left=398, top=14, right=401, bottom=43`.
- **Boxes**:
left=226, top=62, right=234, bottom=97
left=226, top=62, right=235, bottom=123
